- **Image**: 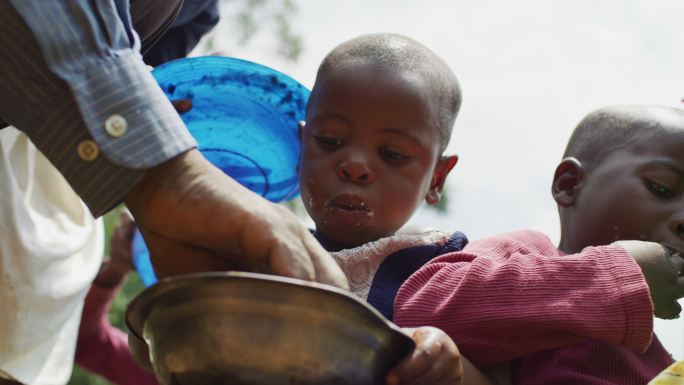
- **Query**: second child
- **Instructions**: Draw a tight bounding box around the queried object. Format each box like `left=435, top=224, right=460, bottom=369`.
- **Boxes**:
left=395, top=105, right=684, bottom=384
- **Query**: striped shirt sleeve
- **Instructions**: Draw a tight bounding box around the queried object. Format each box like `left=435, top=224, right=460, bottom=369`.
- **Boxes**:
left=0, top=1, right=197, bottom=216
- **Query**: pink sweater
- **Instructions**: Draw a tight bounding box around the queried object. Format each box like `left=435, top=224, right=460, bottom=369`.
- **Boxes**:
left=394, top=230, right=674, bottom=384
left=75, top=283, right=158, bottom=385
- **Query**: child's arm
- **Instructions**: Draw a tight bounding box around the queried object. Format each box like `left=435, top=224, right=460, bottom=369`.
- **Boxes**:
left=386, top=326, right=498, bottom=385
left=394, top=230, right=670, bottom=368
left=75, top=213, right=159, bottom=385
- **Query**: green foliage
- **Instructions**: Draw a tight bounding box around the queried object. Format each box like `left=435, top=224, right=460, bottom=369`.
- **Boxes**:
left=221, top=0, right=303, bottom=61
left=67, top=209, right=146, bottom=385
left=69, top=366, right=111, bottom=385
left=273, top=0, right=302, bottom=61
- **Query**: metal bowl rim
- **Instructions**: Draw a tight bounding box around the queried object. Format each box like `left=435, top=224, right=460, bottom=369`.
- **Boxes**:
left=125, top=271, right=406, bottom=342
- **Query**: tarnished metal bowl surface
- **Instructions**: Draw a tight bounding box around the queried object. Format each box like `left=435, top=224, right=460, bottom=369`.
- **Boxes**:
left=126, top=272, right=414, bottom=385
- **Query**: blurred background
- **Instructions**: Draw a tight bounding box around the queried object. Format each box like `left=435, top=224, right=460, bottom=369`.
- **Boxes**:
left=69, top=0, right=684, bottom=383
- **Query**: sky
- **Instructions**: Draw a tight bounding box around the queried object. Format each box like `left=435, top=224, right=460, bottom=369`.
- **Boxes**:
left=196, top=0, right=684, bottom=358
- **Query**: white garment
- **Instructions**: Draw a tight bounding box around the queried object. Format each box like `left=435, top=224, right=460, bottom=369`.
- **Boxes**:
left=0, top=128, right=103, bottom=385
left=331, top=230, right=450, bottom=301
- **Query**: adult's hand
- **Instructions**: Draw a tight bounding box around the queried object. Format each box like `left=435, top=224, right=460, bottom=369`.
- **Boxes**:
left=124, top=149, right=349, bottom=289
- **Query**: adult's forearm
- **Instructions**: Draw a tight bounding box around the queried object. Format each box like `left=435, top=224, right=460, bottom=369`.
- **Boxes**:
left=0, top=2, right=197, bottom=216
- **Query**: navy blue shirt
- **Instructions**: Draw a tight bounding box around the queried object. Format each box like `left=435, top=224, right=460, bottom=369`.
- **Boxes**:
left=143, top=0, right=220, bottom=66
left=315, top=231, right=468, bottom=321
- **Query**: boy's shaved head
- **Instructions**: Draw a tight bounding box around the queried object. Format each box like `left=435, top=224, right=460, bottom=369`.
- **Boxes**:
left=563, top=105, right=684, bottom=169
left=311, top=33, right=461, bottom=152
left=555, top=104, right=684, bottom=255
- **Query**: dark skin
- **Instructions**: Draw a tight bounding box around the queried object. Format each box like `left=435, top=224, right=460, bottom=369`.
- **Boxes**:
left=300, top=61, right=457, bottom=249
left=299, top=61, right=495, bottom=385
left=553, top=107, right=684, bottom=319
left=124, top=97, right=348, bottom=289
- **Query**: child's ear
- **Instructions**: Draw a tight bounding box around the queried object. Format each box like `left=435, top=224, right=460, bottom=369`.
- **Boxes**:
left=552, top=157, right=585, bottom=207
left=425, top=155, right=458, bottom=205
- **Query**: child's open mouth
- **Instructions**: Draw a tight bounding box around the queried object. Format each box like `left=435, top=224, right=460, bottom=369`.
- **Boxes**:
left=326, top=194, right=373, bottom=226
left=328, top=194, right=371, bottom=212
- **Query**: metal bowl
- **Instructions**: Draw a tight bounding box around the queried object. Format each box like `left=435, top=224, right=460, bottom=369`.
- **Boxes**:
left=126, top=272, right=414, bottom=385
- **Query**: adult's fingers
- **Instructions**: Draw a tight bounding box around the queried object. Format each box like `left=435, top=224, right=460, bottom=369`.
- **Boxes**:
left=257, top=205, right=346, bottom=287
left=171, top=99, right=192, bottom=113
left=304, top=230, right=349, bottom=289
left=142, top=229, right=243, bottom=278
left=125, top=150, right=336, bottom=284
left=267, top=238, right=317, bottom=282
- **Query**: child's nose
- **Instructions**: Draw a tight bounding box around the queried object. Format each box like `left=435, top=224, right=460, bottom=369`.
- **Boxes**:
left=338, top=159, right=374, bottom=184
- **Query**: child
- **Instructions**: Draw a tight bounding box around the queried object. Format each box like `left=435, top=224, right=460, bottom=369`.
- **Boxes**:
left=75, top=211, right=158, bottom=385
left=298, top=33, right=493, bottom=385
left=300, top=32, right=464, bottom=315
left=394, top=105, right=684, bottom=384
left=83, top=34, right=481, bottom=385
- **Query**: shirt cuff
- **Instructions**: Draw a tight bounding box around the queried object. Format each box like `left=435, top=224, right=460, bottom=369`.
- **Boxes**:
left=70, top=51, right=197, bottom=169
left=601, top=245, right=654, bottom=351
left=27, top=52, right=197, bottom=217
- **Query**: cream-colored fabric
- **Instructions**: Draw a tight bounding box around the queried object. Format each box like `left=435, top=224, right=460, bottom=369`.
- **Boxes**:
left=331, top=230, right=450, bottom=300
left=649, top=360, right=684, bottom=385
left=0, top=127, right=103, bottom=385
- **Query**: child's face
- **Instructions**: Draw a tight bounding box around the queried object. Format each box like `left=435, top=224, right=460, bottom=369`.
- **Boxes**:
left=299, top=62, right=454, bottom=247
left=556, top=126, right=684, bottom=254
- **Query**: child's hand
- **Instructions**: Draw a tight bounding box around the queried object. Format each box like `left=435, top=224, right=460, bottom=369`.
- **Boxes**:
left=386, top=326, right=463, bottom=385
left=109, top=210, right=136, bottom=272
left=93, top=211, right=137, bottom=288
left=614, top=240, right=684, bottom=319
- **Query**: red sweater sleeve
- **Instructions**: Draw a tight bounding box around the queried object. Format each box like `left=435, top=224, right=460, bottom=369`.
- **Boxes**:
left=75, top=283, right=159, bottom=385
left=394, top=230, right=654, bottom=367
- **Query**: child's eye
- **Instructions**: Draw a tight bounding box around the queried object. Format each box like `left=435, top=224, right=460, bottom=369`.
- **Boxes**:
left=379, top=148, right=410, bottom=163
left=644, top=179, right=675, bottom=199
left=314, top=136, right=342, bottom=149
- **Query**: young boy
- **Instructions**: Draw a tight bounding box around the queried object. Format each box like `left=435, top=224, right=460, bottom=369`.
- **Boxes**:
left=393, top=105, right=684, bottom=384
left=298, top=33, right=493, bottom=385
left=87, top=34, right=483, bottom=385
left=299, top=32, right=463, bottom=310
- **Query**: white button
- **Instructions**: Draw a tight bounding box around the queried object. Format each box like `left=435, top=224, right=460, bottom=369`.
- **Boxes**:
left=105, top=114, right=128, bottom=138
left=77, top=140, right=99, bottom=161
